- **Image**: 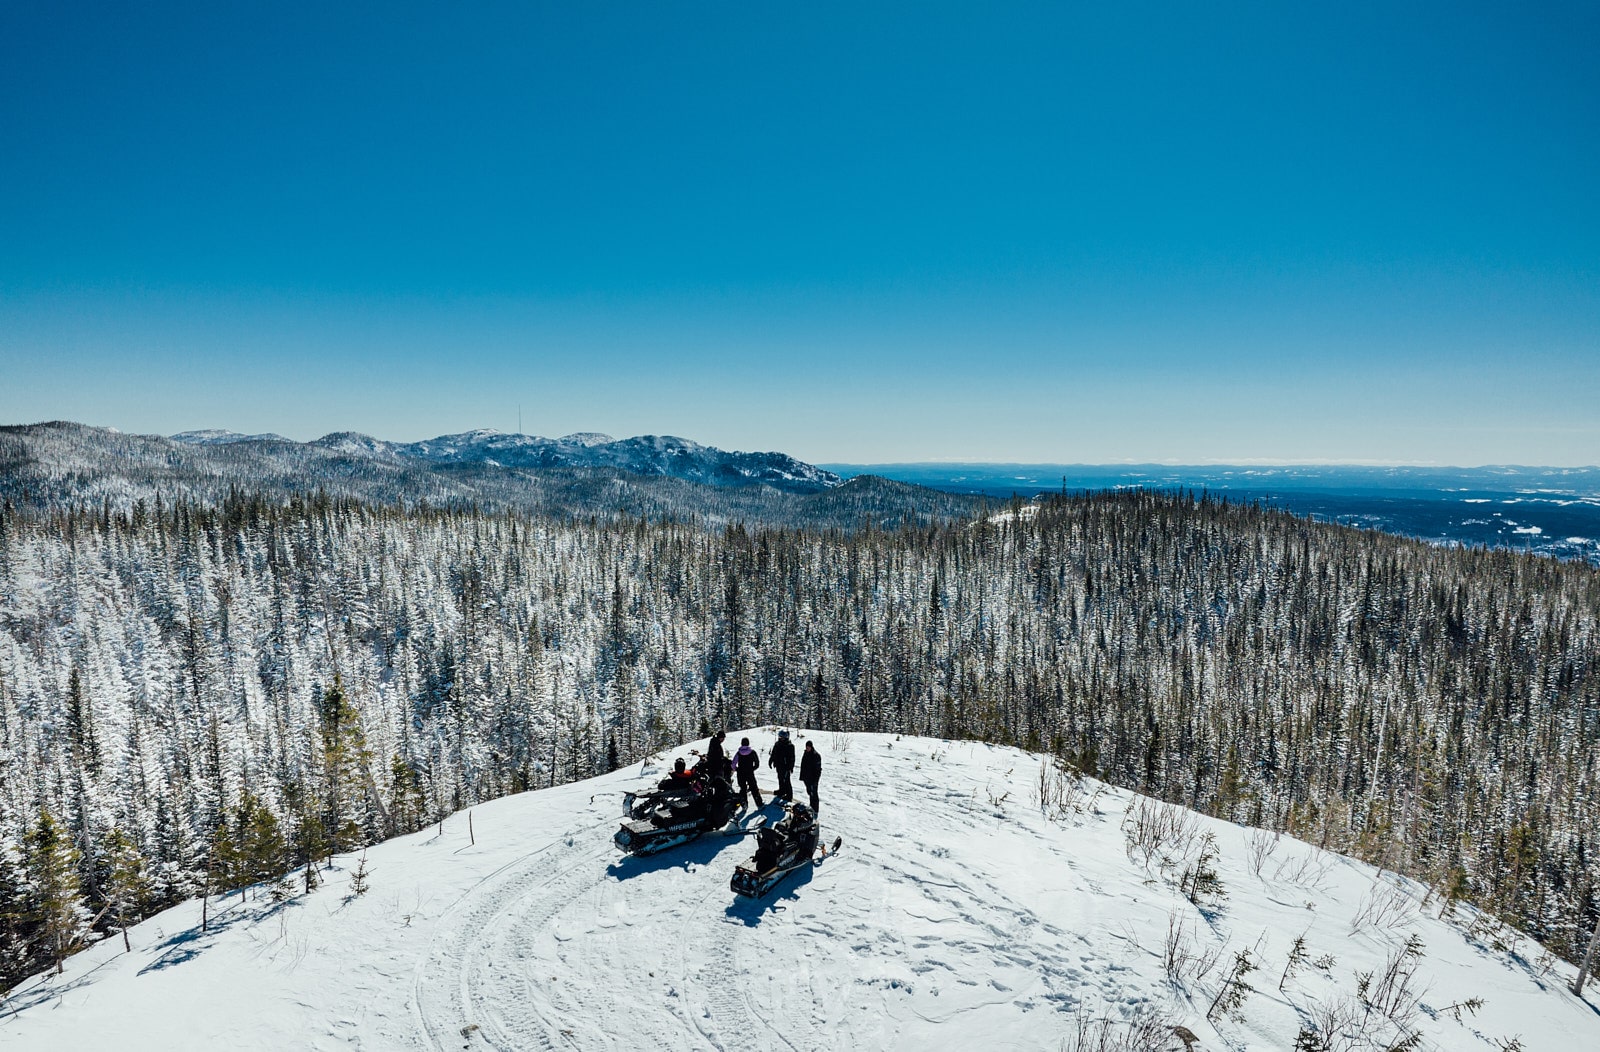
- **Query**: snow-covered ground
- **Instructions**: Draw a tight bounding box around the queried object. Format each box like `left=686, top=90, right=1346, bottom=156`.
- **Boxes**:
left=5, top=733, right=1598, bottom=1051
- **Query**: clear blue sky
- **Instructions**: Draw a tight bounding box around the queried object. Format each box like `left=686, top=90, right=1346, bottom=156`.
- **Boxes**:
left=3, top=2, right=1597, bottom=464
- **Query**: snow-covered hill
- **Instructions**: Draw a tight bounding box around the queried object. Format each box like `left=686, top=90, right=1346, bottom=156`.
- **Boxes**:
left=5, top=421, right=966, bottom=528
left=168, top=424, right=844, bottom=493
left=5, top=733, right=1595, bottom=1051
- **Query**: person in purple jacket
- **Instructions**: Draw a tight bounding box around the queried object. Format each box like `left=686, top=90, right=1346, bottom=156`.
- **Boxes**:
left=734, top=737, right=763, bottom=809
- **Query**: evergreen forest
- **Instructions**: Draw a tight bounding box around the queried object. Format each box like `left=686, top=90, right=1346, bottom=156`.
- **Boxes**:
left=1, top=490, right=1597, bottom=989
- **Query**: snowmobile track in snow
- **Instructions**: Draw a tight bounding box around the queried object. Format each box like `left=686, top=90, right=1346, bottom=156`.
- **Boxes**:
left=409, top=815, right=614, bottom=1051
left=701, top=916, right=794, bottom=1052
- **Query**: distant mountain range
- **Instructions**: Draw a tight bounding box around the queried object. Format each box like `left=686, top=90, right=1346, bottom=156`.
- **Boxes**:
left=0, top=421, right=976, bottom=530
left=173, top=427, right=841, bottom=492
left=6, top=423, right=1598, bottom=559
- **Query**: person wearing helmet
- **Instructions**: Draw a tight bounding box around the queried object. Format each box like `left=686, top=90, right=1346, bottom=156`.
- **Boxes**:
left=769, top=729, right=796, bottom=801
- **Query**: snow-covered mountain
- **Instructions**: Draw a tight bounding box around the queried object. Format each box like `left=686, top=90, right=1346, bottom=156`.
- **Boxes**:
left=393, top=430, right=839, bottom=490
left=170, top=429, right=294, bottom=445
left=167, top=425, right=843, bottom=492
left=3, top=421, right=954, bottom=528
left=4, top=733, right=1593, bottom=1051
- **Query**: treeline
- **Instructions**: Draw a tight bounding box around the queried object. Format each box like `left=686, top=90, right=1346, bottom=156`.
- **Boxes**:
left=0, top=490, right=1597, bottom=988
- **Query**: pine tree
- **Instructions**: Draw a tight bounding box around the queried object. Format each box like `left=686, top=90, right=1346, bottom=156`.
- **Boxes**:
left=284, top=785, right=329, bottom=894
left=24, top=809, right=91, bottom=975
left=235, top=792, right=287, bottom=890
left=0, top=820, right=34, bottom=987
left=102, top=828, right=153, bottom=952
left=387, top=753, right=427, bottom=835
left=205, top=812, right=244, bottom=914
left=66, top=667, right=101, bottom=777
left=319, top=677, right=371, bottom=857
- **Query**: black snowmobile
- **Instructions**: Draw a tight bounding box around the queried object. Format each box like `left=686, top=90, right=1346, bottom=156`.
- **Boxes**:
left=615, top=771, right=737, bottom=856
left=730, top=801, right=820, bottom=898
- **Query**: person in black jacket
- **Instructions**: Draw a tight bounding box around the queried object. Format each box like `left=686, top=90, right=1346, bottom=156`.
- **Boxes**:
left=734, top=737, right=763, bottom=809
left=800, top=739, right=822, bottom=813
left=769, top=730, right=796, bottom=801
left=704, top=730, right=729, bottom=785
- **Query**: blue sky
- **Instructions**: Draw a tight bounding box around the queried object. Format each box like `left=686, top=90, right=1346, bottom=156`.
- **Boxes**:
left=2, top=2, right=1597, bottom=464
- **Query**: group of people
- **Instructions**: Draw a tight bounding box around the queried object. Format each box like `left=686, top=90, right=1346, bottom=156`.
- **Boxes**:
left=669, top=729, right=823, bottom=813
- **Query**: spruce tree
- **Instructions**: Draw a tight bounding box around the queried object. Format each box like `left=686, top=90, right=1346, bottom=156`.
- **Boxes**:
left=0, top=821, right=34, bottom=988
left=24, top=809, right=91, bottom=975
left=206, top=816, right=242, bottom=907
left=102, top=828, right=153, bottom=952
left=235, top=793, right=287, bottom=890
left=319, top=677, right=370, bottom=857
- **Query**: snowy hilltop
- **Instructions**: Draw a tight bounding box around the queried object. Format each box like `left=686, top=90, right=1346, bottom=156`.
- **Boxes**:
left=4, top=732, right=1594, bottom=1052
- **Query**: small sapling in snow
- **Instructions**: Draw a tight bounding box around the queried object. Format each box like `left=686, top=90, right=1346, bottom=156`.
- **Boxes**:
left=348, top=848, right=372, bottom=898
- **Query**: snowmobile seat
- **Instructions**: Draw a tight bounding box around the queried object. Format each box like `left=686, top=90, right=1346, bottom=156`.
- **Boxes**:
left=754, top=828, right=783, bottom=872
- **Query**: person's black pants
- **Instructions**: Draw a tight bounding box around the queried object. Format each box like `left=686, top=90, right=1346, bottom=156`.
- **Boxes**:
left=775, top=767, right=793, bottom=799
left=802, top=777, right=819, bottom=812
left=738, top=771, right=762, bottom=808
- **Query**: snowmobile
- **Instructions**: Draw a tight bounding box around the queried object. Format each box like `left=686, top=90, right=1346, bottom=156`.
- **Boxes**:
left=730, top=801, right=821, bottom=898
left=614, top=771, right=737, bottom=856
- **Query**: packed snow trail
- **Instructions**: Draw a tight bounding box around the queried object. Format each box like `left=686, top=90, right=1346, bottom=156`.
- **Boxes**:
left=5, top=732, right=1600, bottom=1051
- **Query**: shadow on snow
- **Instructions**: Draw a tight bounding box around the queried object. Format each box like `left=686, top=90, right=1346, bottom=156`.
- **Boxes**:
left=723, top=861, right=815, bottom=926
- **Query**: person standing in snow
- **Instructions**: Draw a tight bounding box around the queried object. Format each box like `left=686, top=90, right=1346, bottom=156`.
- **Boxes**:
left=734, top=737, right=763, bottom=809
left=769, top=730, right=796, bottom=801
left=800, top=740, right=822, bottom=813
left=704, top=730, right=729, bottom=785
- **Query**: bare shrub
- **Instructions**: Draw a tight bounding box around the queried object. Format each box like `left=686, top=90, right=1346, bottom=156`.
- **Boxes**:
left=1294, top=995, right=1362, bottom=1052
left=1359, top=934, right=1426, bottom=1030
left=1293, top=936, right=1428, bottom=1052
left=1162, top=911, right=1194, bottom=983
left=1122, top=797, right=1199, bottom=871
left=1057, top=1008, right=1175, bottom=1052
left=1037, top=759, right=1092, bottom=819
left=1247, top=827, right=1282, bottom=877
left=1349, top=878, right=1416, bottom=937
left=986, top=784, right=1012, bottom=813
left=1162, top=910, right=1224, bottom=989
left=1272, top=848, right=1333, bottom=889
left=1461, top=909, right=1521, bottom=954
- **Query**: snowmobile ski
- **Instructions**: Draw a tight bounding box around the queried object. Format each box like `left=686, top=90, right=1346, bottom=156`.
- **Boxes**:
left=815, top=836, right=843, bottom=861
